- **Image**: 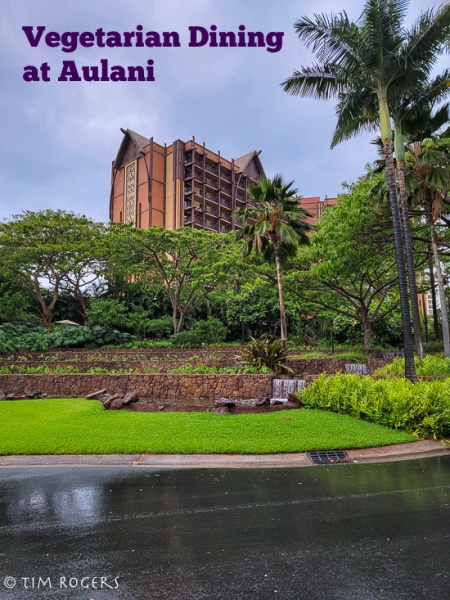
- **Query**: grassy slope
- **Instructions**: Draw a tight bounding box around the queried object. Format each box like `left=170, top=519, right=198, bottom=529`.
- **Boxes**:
left=0, top=399, right=414, bottom=455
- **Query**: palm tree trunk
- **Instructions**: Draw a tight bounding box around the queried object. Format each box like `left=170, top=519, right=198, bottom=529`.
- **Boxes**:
left=274, top=244, right=287, bottom=341
left=396, top=157, right=424, bottom=359
left=429, top=219, right=450, bottom=357
left=383, top=139, right=417, bottom=382
left=428, top=244, right=441, bottom=339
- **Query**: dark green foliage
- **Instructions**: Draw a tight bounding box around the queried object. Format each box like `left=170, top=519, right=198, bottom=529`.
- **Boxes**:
left=241, top=336, right=293, bottom=375
left=169, top=317, right=227, bottom=348
left=0, top=323, right=133, bottom=353
left=302, top=374, right=450, bottom=438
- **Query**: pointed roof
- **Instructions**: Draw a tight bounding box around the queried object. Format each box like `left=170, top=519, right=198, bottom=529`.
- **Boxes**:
left=234, top=150, right=265, bottom=179
left=114, top=129, right=149, bottom=169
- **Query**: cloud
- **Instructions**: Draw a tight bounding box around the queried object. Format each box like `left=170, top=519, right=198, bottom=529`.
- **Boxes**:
left=0, top=0, right=446, bottom=222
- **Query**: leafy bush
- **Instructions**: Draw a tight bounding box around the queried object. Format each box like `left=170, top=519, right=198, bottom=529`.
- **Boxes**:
left=169, top=317, right=227, bottom=348
left=373, top=354, right=450, bottom=377
left=301, top=374, right=450, bottom=438
left=144, top=316, right=174, bottom=339
left=0, top=323, right=134, bottom=353
left=241, top=336, right=292, bottom=376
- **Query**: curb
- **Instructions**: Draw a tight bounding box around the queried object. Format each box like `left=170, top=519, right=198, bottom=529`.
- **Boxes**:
left=0, top=440, right=448, bottom=469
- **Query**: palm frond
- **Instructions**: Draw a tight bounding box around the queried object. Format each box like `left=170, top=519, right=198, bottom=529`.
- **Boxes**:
left=281, top=63, right=343, bottom=100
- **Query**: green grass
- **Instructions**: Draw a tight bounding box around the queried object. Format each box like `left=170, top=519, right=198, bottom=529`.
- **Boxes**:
left=0, top=399, right=414, bottom=455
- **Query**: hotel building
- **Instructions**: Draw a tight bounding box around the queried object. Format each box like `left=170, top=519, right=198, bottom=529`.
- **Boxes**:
left=109, top=129, right=336, bottom=231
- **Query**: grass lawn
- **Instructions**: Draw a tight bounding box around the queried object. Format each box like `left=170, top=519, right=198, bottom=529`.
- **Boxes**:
left=0, top=399, right=415, bottom=455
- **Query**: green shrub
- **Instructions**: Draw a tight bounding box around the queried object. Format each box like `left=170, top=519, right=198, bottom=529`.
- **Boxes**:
left=301, top=374, right=450, bottom=438
left=0, top=323, right=134, bottom=353
left=143, top=316, right=174, bottom=339
left=169, top=317, right=227, bottom=348
left=373, top=354, right=450, bottom=377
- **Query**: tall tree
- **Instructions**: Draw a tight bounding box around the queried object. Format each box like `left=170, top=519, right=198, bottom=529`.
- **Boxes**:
left=282, top=0, right=450, bottom=380
left=109, top=226, right=238, bottom=333
left=287, top=174, right=404, bottom=349
left=406, top=129, right=450, bottom=355
left=234, top=174, right=312, bottom=340
left=333, top=71, right=450, bottom=358
left=0, top=210, right=106, bottom=327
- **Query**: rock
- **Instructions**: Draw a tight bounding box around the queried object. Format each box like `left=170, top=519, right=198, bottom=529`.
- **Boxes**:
left=271, top=400, right=285, bottom=406
left=103, top=393, right=124, bottom=409
left=0, top=390, right=5, bottom=401
left=287, top=393, right=302, bottom=405
left=6, top=394, right=15, bottom=400
left=86, top=389, right=107, bottom=399
left=215, top=398, right=235, bottom=407
left=122, top=392, right=139, bottom=405
left=285, top=401, right=301, bottom=409
left=255, top=397, right=270, bottom=406
left=108, top=398, right=126, bottom=410
left=213, top=406, right=229, bottom=414
left=26, top=390, right=42, bottom=399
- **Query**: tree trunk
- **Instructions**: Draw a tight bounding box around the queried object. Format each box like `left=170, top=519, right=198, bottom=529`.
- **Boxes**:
left=396, top=156, right=424, bottom=359
left=383, top=140, right=417, bottom=382
left=173, top=308, right=185, bottom=333
left=41, top=309, right=52, bottom=328
left=274, top=244, right=287, bottom=341
left=429, top=220, right=450, bottom=357
left=428, top=245, right=441, bottom=340
left=362, top=321, right=372, bottom=350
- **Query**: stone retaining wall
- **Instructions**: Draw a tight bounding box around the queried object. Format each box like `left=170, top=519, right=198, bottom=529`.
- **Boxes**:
left=0, top=374, right=273, bottom=401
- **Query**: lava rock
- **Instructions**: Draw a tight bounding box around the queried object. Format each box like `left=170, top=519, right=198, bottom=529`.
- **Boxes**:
left=103, top=393, right=125, bottom=409
left=122, top=392, right=139, bottom=405
left=255, top=397, right=270, bottom=406
left=0, top=390, right=5, bottom=401
left=86, top=389, right=107, bottom=400
left=287, top=393, right=302, bottom=405
left=215, top=398, right=235, bottom=407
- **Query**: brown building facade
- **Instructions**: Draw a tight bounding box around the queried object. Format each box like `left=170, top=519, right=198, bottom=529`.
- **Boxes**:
left=109, top=129, right=266, bottom=233
left=299, top=196, right=338, bottom=227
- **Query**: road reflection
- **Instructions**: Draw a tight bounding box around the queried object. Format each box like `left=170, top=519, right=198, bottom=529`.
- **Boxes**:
left=0, top=457, right=449, bottom=599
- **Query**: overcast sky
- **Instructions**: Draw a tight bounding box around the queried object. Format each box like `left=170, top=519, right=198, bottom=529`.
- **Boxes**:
left=0, top=0, right=444, bottom=223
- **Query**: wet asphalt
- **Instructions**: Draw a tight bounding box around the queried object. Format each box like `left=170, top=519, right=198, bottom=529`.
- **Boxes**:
left=0, top=456, right=449, bottom=599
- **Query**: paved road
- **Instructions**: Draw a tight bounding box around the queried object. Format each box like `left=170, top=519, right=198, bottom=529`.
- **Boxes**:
left=0, top=456, right=449, bottom=599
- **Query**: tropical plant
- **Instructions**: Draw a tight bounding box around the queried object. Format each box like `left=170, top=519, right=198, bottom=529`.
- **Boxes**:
left=240, top=336, right=293, bottom=375
left=234, top=174, right=312, bottom=340
left=282, top=0, right=450, bottom=380
left=404, top=110, right=450, bottom=357
left=301, top=373, right=450, bottom=438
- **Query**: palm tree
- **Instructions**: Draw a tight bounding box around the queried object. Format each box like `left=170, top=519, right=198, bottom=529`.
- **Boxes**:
left=404, top=110, right=450, bottom=356
left=363, top=73, right=450, bottom=358
left=281, top=0, right=450, bottom=381
left=234, top=174, right=312, bottom=340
